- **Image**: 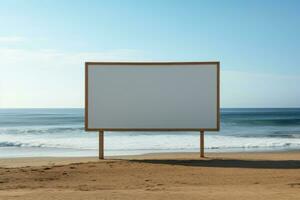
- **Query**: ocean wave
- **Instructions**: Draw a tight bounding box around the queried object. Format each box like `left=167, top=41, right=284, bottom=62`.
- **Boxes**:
left=266, top=131, right=300, bottom=138
left=0, top=127, right=84, bottom=135
left=0, top=141, right=43, bottom=148
left=0, top=140, right=299, bottom=150
left=0, top=142, right=23, bottom=147
left=1, top=135, right=300, bottom=151
left=223, top=118, right=300, bottom=126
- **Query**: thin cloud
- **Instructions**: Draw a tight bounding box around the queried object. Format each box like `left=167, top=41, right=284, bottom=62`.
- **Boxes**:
left=0, top=48, right=144, bottom=67
left=0, top=36, right=26, bottom=44
left=0, top=48, right=144, bottom=108
left=221, top=70, right=300, bottom=108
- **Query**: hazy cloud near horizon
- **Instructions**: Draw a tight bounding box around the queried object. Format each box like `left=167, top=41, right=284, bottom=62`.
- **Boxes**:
left=0, top=43, right=299, bottom=108
left=0, top=45, right=144, bottom=108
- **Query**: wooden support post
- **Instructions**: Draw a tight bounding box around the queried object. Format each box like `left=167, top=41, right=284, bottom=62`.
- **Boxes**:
left=200, top=130, right=205, bottom=158
left=99, top=130, right=104, bottom=159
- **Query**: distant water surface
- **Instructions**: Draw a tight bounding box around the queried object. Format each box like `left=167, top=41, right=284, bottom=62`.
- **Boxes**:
left=0, top=108, right=300, bottom=157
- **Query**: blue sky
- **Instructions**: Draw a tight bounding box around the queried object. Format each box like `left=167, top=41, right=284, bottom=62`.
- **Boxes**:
left=0, top=0, right=300, bottom=108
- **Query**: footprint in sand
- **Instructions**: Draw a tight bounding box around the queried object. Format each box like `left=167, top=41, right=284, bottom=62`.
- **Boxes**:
left=288, top=183, right=300, bottom=188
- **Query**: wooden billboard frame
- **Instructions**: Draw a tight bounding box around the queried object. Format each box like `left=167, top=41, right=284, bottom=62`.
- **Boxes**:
left=85, top=62, right=220, bottom=159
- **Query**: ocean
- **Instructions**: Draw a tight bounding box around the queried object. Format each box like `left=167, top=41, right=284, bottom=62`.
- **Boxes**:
left=0, top=108, right=300, bottom=158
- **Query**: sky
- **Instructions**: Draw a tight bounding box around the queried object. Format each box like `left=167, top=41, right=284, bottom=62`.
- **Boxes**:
left=0, top=0, right=300, bottom=108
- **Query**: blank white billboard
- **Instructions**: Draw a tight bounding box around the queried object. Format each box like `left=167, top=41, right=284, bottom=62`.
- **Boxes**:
left=85, top=62, right=220, bottom=131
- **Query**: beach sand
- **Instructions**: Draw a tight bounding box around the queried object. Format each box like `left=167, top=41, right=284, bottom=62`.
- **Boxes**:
left=0, top=151, right=300, bottom=200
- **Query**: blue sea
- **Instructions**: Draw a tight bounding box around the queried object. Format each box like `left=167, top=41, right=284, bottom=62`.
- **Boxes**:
left=1, top=108, right=300, bottom=158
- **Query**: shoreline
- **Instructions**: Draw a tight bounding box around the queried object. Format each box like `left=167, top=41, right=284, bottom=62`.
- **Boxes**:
left=1, top=150, right=300, bottom=168
left=1, top=145, right=300, bottom=159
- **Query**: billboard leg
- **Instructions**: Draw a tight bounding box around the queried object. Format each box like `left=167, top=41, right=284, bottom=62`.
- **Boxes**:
left=99, top=130, right=104, bottom=159
left=200, top=130, right=205, bottom=158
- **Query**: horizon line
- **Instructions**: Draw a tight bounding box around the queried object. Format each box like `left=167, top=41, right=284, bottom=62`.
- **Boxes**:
left=1, top=107, right=300, bottom=109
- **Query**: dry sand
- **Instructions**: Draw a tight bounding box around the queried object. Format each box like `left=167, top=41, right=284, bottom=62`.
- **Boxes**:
left=0, top=151, right=299, bottom=200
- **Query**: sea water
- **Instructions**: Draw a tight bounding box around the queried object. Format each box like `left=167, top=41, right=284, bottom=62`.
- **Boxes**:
left=0, top=108, right=300, bottom=157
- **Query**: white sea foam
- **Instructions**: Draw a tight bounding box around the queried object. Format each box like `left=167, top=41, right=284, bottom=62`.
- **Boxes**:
left=1, top=133, right=300, bottom=154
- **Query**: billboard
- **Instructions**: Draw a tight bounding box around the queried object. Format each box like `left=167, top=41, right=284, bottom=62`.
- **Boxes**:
left=85, top=62, right=220, bottom=131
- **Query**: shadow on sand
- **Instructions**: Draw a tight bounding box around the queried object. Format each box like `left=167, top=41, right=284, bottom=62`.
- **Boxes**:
left=129, top=158, right=300, bottom=169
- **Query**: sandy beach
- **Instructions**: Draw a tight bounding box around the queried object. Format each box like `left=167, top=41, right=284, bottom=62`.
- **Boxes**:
left=0, top=151, right=299, bottom=200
